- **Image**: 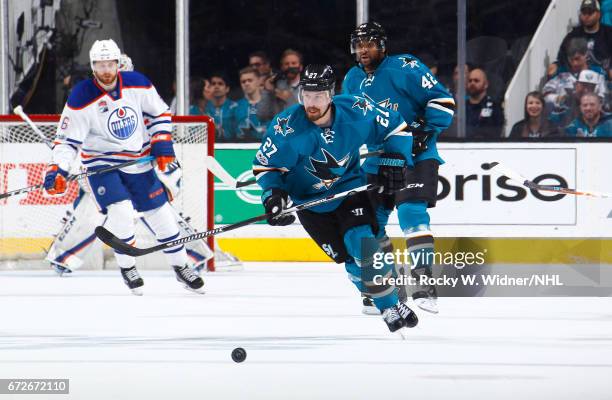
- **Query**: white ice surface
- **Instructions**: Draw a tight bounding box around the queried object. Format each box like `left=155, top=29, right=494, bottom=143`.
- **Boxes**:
left=1, top=262, right=612, bottom=400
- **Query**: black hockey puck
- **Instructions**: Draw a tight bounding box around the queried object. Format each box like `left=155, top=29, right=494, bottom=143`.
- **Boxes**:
left=231, top=347, right=247, bottom=363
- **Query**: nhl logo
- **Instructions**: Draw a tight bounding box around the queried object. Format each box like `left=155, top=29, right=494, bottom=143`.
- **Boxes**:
left=97, top=186, right=106, bottom=196
left=107, top=106, right=138, bottom=140
left=98, top=101, right=109, bottom=113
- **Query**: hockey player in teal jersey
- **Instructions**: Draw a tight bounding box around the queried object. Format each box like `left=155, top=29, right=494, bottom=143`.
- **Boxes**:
left=253, top=64, right=419, bottom=333
left=343, top=22, right=456, bottom=314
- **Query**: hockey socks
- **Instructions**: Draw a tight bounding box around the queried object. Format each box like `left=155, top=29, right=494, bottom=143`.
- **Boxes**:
left=343, top=225, right=399, bottom=311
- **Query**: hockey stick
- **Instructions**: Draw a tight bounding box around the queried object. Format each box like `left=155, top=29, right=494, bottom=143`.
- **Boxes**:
left=13, top=105, right=54, bottom=149
left=95, top=183, right=380, bottom=256
left=0, top=156, right=155, bottom=200
left=484, top=162, right=612, bottom=199
left=206, top=149, right=384, bottom=189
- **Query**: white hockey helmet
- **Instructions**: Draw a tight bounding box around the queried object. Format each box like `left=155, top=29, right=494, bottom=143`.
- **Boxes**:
left=89, top=39, right=121, bottom=70
left=118, top=53, right=134, bottom=71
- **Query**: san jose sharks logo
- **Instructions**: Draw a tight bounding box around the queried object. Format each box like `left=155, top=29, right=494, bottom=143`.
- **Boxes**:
left=273, top=117, right=294, bottom=136
left=306, top=149, right=351, bottom=190
left=352, top=96, right=374, bottom=116
left=399, top=56, right=418, bottom=69
left=362, top=92, right=399, bottom=112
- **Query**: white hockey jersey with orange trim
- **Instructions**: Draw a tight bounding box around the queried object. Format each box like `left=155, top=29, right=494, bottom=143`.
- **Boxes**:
left=52, top=71, right=171, bottom=173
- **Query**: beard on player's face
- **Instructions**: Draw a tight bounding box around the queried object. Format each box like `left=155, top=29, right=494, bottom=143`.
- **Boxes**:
left=302, top=91, right=332, bottom=122
left=96, top=71, right=117, bottom=85
left=355, top=42, right=384, bottom=70
left=93, top=61, right=118, bottom=87
left=306, top=106, right=324, bottom=121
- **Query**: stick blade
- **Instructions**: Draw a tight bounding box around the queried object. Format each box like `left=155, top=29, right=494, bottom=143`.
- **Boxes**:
left=95, top=226, right=143, bottom=257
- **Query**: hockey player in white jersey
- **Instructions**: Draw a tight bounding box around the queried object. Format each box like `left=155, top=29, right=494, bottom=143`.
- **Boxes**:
left=43, top=39, right=204, bottom=295
left=46, top=53, right=213, bottom=277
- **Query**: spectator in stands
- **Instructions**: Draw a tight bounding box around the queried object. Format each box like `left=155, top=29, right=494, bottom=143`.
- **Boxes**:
left=603, top=0, right=612, bottom=26
left=543, top=38, right=607, bottom=118
left=465, top=67, right=504, bottom=138
left=549, top=0, right=612, bottom=78
left=509, top=91, right=559, bottom=138
left=566, top=92, right=612, bottom=137
left=450, top=63, right=473, bottom=99
left=264, top=48, right=304, bottom=110
left=549, top=69, right=605, bottom=127
left=235, top=66, right=274, bottom=142
left=249, top=51, right=274, bottom=84
left=188, top=78, right=213, bottom=116
left=192, top=72, right=237, bottom=142
left=442, top=63, right=474, bottom=137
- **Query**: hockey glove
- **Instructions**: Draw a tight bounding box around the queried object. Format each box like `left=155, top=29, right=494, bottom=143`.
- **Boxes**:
left=410, top=118, right=430, bottom=157
left=378, top=153, right=410, bottom=195
left=44, top=164, right=69, bottom=195
left=262, top=188, right=296, bottom=226
left=151, top=133, right=176, bottom=171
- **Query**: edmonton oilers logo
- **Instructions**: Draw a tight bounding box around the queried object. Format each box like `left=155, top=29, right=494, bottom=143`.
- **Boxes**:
left=107, top=106, right=138, bottom=140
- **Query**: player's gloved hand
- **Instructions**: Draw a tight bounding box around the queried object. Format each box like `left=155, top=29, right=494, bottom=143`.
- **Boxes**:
left=409, top=118, right=430, bottom=157
left=377, top=153, right=409, bottom=195
left=151, top=133, right=176, bottom=171
left=43, top=164, right=69, bottom=195
left=263, top=188, right=296, bottom=226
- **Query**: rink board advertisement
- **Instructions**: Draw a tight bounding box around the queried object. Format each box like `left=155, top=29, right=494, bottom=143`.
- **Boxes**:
left=210, top=142, right=612, bottom=262
left=212, top=143, right=608, bottom=234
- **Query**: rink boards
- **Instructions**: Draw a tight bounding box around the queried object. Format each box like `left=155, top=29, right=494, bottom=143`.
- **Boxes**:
left=1, top=142, right=611, bottom=263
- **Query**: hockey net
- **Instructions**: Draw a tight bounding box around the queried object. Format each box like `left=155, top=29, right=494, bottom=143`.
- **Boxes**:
left=0, top=114, right=241, bottom=272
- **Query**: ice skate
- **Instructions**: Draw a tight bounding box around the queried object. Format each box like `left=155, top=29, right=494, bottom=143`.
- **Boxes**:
left=397, top=302, right=419, bottom=328
left=361, top=295, right=380, bottom=315
left=120, top=266, right=144, bottom=296
left=413, top=296, right=438, bottom=314
left=381, top=305, right=405, bottom=332
left=173, top=265, right=205, bottom=294
left=411, top=267, right=439, bottom=314
left=51, top=263, right=72, bottom=277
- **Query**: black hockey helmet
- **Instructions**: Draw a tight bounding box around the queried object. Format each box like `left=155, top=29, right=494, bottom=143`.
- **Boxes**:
left=299, top=64, right=336, bottom=92
left=350, top=21, right=387, bottom=54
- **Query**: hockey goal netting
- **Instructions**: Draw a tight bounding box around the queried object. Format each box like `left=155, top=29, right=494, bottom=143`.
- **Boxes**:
left=0, top=114, right=240, bottom=271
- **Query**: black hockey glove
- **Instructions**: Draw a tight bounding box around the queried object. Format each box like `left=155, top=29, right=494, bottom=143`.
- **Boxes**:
left=377, top=153, right=410, bottom=195
left=263, top=188, right=296, bottom=226
left=410, top=118, right=430, bottom=157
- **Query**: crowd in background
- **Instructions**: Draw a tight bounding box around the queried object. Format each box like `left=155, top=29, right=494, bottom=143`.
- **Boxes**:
left=167, top=0, right=612, bottom=142
left=444, top=0, right=612, bottom=139
left=169, top=49, right=305, bottom=143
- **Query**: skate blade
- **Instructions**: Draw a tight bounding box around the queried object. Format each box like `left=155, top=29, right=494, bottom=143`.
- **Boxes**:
left=414, top=298, right=439, bottom=314
left=395, top=329, right=409, bottom=340
left=130, top=287, right=144, bottom=296
left=183, top=285, right=206, bottom=295
left=362, top=306, right=381, bottom=316
left=52, top=265, right=72, bottom=277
